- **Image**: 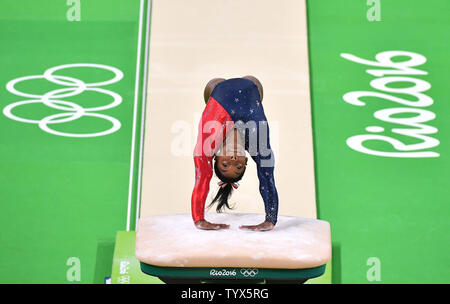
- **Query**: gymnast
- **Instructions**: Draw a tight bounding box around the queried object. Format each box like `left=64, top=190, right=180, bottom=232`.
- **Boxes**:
left=191, top=76, right=279, bottom=232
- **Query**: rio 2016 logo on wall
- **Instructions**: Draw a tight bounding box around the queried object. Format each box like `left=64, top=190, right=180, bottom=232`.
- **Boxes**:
left=341, top=51, right=439, bottom=158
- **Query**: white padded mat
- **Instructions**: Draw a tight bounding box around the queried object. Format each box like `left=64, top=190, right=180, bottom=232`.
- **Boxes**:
left=136, top=213, right=331, bottom=269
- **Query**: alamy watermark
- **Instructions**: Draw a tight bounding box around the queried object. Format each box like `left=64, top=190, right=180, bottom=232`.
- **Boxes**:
left=66, top=257, right=81, bottom=282
left=367, top=0, right=381, bottom=22
left=170, top=114, right=280, bottom=167
left=66, top=0, right=81, bottom=22
left=366, top=257, right=381, bottom=282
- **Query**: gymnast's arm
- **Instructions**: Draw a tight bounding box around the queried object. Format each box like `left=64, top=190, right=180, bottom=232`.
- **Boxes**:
left=239, top=119, right=279, bottom=231
left=239, top=153, right=278, bottom=232
left=192, top=156, right=230, bottom=230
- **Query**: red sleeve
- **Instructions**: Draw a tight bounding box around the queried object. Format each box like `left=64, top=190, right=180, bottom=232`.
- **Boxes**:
left=191, top=97, right=233, bottom=223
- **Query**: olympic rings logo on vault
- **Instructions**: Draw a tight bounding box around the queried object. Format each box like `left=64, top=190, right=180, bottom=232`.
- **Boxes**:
left=3, top=63, right=124, bottom=137
left=240, top=268, right=259, bottom=277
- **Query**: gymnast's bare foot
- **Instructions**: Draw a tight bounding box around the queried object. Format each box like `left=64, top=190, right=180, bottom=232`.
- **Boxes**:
left=239, top=221, right=274, bottom=232
left=195, top=220, right=230, bottom=230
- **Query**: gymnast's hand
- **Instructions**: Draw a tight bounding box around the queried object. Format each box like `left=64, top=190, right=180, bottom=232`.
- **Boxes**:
left=239, top=221, right=274, bottom=232
left=195, top=220, right=230, bottom=230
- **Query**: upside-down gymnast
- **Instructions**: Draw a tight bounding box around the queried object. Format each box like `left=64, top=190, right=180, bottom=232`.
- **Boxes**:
left=191, top=76, right=279, bottom=232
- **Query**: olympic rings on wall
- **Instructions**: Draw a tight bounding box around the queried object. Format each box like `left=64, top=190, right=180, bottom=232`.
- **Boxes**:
left=3, top=63, right=124, bottom=137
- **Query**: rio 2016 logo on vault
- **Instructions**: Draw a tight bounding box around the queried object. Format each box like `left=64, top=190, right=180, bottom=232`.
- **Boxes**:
left=341, top=50, right=439, bottom=158
left=3, top=63, right=123, bottom=138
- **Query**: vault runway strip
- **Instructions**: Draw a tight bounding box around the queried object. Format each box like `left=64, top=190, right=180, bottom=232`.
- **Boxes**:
left=139, top=0, right=317, bottom=220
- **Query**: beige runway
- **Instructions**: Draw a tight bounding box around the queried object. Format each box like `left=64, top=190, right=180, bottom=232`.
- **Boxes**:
left=139, top=0, right=316, bottom=221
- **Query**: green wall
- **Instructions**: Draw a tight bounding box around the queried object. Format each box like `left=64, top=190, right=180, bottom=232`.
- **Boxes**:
left=307, top=0, right=449, bottom=283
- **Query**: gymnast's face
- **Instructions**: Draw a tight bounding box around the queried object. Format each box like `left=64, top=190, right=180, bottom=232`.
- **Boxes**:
left=215, top=155, right=247, bottom=179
